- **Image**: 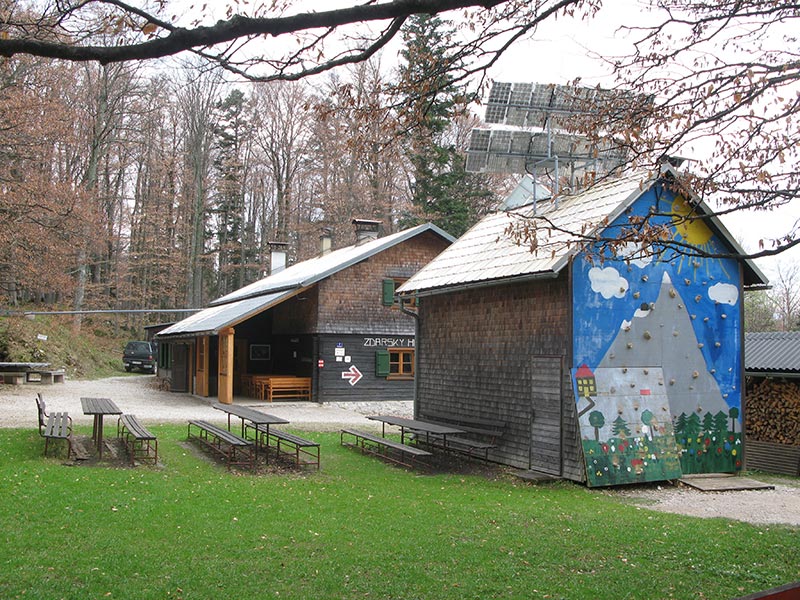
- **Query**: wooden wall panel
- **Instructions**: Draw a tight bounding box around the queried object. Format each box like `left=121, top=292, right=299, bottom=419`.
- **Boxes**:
left=416, top=274, right=574, bottom=474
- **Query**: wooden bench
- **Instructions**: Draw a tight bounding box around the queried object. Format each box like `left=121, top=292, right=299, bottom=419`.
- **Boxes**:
left=28, top=370, right=66, bottom=385
left=416, top=412, right=506, bottom=460
left=35, top=394, right=72, bottom=458
left=117, top=414, right=158, bottom=466
left=261, top=376, right=312, bottom=402
left=340, top=428, right=431, bottom=468
left=187, top=420, right=254, bottom=470
left=3, top=372, right=27, bottom=385
left=250, top=425, right=320, bottom=469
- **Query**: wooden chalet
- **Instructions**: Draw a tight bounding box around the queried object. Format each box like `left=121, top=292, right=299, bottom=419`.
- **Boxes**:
left=398, top=165, right=769, bottom=487
left=155, top=221, right=453, bottom=404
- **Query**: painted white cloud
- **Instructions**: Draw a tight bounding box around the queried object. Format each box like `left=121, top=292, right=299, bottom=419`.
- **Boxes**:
left=633, top=308, right=650, bottom=318
left=618, top=242, right=653, bottom=268
left=708, top=282, right=739, bottom=306
left=589, top=266, right=629, bottom=299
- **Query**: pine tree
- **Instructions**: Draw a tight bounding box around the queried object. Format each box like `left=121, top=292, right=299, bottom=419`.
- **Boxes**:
left=396, top=14, right=495, bottom=237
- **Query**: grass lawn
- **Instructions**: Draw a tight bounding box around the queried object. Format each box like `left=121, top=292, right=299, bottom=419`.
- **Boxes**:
left=0, top=425, right=797, bottom=599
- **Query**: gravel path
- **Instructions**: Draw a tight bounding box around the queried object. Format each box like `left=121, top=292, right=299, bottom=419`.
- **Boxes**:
left=0, top=374, right=411, bottom=431
left=3, top=375, right=798, bottom=527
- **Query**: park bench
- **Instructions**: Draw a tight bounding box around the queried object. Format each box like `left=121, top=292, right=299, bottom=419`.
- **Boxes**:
left=3, top=372, right=27, bottom=385
left=340, top=428, right=431, bottom=469
left=117, top=414, right=158, bottom=466
left=262, top=376, right=312, bottom=402
left=250, top=426, right=320, bottom=469
left=35, top=394, right=72, bottom=458
left=415, top=412, right=506, bottom=460
left=27, top=370, right=66, bottom=385
left=187, top=420, right=254, bottom=470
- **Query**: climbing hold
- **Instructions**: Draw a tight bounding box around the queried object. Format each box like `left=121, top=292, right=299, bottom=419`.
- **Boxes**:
left=697, top=343, right=704, bottom=349
left=643, top=330, right=652, bottom=340
left=633, top=291, right=640, bottom=299
left=692, top=370, right=699, bottom=378
left=669, top=288, right=677, bottom=298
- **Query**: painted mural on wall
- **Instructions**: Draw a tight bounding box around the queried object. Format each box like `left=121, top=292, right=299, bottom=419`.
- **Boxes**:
left=572, top=185, right=743, bottom=486
left=573, top=366, right=683, bottom=487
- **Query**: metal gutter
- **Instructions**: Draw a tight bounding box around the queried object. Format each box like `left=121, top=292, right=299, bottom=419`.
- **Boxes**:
left=404, top=269, right=561, bottom=298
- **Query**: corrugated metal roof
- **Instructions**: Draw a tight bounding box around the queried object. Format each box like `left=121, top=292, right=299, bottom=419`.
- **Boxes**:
left=398, top=171, right=650, bottom=295
left=211, top=223, right=454, bottom=306
left=157, top=290, right=298, bottom=338
left=157, top=222, right=454, bottom=338
left=745, top=331, right=800, bottom=374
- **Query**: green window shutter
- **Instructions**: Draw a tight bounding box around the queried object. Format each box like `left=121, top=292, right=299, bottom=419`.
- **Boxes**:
left=375, top=349, right=390, bottom=377
left=382, top=278, right=396, bottom=306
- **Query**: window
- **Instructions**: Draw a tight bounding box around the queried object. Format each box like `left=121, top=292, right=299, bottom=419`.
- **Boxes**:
left=382, top=278, right=416, bottom=308
left=376, top=347, right=414, bottom=379
left=389, top=348, right=414, bottom=379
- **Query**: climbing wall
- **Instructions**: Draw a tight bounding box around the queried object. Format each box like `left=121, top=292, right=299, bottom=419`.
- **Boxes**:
left=572, top=187, right=744, bottom=482
left=573, top=366, right=682, bottom=487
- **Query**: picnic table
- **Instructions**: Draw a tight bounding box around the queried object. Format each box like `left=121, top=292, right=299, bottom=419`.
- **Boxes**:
left=0, top=362, right=51, bottom=384
left=212, top=402, right=289, bottom=458
left=366, top=415, right=464, bottom=447
left=81, top=397, right=122, bottom=459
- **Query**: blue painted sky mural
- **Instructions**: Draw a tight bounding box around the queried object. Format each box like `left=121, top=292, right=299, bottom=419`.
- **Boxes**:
left=572, top=182, right=744, bottom=482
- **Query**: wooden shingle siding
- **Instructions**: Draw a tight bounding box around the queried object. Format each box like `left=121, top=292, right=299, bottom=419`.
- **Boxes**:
left=416, top=273, right=576, bottom=475
left=316, top=231, right=449, bottom=335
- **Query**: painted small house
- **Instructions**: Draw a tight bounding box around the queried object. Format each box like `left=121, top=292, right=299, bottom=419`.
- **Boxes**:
left=156, top=221, right=453, bottom=404
left=398, top=166, right=768, bottom=486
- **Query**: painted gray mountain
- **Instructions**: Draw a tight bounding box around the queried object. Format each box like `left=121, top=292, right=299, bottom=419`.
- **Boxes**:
left=597, top=272, right=730, bottom=420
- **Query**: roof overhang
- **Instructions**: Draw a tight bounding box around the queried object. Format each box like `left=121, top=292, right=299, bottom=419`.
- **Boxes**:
left=155, top=287, right=305, bottom=339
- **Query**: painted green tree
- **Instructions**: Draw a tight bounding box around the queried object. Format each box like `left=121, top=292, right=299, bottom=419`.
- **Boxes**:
left=702, top=412, right=714, bottom=434
left=714, top=411, right=728, bottom=435
left=611, top=415, right=631, bottom=438
left=588, top=410, right=605, bottom=442
left=729, top=407, right=740, bottom=433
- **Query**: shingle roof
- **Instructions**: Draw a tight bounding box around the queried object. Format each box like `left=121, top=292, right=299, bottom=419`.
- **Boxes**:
left=398, top=170, right=651, bottom=295
left=156, top=223, right=454, bottom=338
left=745, top=331, right=800, bottom=374
left=398, top=166, right=768, bottom=296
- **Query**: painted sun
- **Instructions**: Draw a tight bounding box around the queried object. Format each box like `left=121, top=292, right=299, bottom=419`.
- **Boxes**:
left=670, top=196, right=729, bottom=279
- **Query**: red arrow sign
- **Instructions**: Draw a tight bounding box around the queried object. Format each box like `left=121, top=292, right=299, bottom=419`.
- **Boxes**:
left=341, top=365, right=362, bottom=386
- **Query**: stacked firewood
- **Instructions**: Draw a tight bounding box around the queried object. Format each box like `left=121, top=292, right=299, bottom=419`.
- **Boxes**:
left=746, top=378, right=800, bottom=446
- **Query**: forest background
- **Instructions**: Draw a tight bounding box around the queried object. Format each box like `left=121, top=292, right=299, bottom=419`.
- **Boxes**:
left=1, top=0, right=799, bottom=357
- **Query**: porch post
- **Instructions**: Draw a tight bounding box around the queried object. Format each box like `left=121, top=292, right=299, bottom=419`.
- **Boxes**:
left=218, top=328, right=235, bottom=405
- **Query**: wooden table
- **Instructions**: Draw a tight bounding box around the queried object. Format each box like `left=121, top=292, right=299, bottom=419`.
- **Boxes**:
left=366, top=415, right=464, bottom=447
left=0, top=362, right=50, bottom=384
left=212, top=402, right=289, bottom=459
left=81, top=397, right=122, bottom=459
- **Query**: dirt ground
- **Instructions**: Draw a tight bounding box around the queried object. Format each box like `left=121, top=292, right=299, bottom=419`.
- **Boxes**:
left=3, top=375, right=798, bottom=528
